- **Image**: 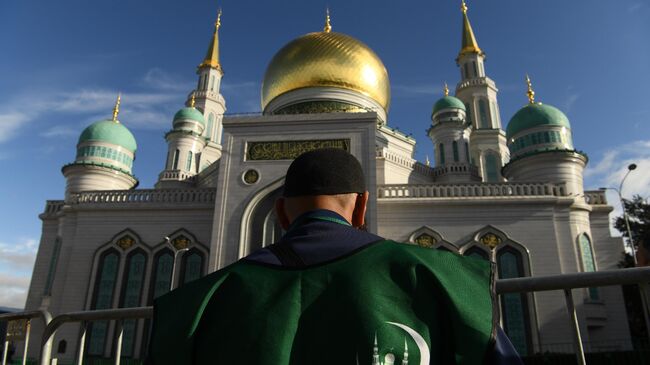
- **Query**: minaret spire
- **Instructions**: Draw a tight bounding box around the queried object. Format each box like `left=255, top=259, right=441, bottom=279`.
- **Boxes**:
left=401, top=338, right=409, bottom=365
left=443, top=82, right=449, bottom=97
left=190, top=92, right=196, bottom=108
left=526, top=74, right=536, bottom=104
left=324, top=7, right=332, bottom=33
left=459, top=0, right=483, bottom=58
left=112, top=93, right=121, bottom=123
left=198, top=8, right=223, bottom=71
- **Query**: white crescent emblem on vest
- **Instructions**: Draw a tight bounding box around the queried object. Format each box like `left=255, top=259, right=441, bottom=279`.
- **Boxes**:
left=386, top=322, right=430, bottom=365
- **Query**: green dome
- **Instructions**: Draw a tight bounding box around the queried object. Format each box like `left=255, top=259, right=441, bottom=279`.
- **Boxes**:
left=506, top=103, right=571, bottom=139
left=432, top=96, right=466, bottom=115
left=78, top=120, right=137, bottom=153
left=173, top=107, right=205, bottom=126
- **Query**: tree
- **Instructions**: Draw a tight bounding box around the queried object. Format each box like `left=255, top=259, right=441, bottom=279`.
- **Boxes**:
left=614, top=195, right=650, bottom=253
left=615, top=195, right=650, bottom=341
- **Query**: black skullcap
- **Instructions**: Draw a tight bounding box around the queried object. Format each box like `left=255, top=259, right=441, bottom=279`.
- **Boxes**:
left=283, top=148, right=366, bottom=197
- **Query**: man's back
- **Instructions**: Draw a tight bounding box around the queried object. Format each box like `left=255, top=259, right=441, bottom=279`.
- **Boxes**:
left=149, top=239, right=495, bottom=364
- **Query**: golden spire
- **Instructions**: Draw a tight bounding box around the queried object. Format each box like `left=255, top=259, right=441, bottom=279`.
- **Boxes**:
left=525, top=74, right=536, bottom=104
left=190, top=92, right=196, bottom=108
left=198, top=8, right=223, bottom=71
left=443, top=82, right=449, bottom=97
left=458, top=0, right=483, bottom=58
left=425, top=155, right=430, bottom=166
left=112, top=93, right=121, bottom=123
left=324, top=8, right=332, bottom=33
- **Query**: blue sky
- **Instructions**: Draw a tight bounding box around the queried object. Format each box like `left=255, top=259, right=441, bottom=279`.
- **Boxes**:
left=1, top=0, right=649, bottom=307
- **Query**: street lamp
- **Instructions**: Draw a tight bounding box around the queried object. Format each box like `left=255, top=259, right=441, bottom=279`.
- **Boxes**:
left=166, top=236, right=190, bottom=291
left=600, top=163, right=638, bottom=263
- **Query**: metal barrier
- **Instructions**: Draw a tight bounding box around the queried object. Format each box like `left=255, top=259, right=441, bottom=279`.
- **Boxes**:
left=0, top=310, right=52, bottom=365
left=2, top=267, right=650, bottom=365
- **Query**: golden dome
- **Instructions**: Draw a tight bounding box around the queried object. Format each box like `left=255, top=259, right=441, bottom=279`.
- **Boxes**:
left=261, top=31, right=391, bottom=111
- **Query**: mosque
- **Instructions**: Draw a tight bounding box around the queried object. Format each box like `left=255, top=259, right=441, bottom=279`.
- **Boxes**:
left=23, top=2, right=631, bottom=362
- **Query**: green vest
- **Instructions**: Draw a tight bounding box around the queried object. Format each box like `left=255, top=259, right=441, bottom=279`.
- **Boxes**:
left=149, top=240, right=496, bottom=364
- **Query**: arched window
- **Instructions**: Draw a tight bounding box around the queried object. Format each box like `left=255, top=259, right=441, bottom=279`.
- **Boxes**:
left=57, top=340, right=67, bottom=354
left=149, top=249, right=173, bottom=303
left=579, top=234, right=599, bottom=300
left=210, top=75, right=215, bottom=91
left=186, top=151, right=193, bottom=171
left=172, top=149, right=180, bottom=170
left=439, top=143, right=445, bottom=165
left=119, top=250, right=147, bottom=357
left=485, top=154, right=499, bottom=182
left=464, top=63, right=470, bottom=79
left=464, top=246, right=489, bottom=260
left=180, top=250, right=204, bottom=286
left=452, top=141, right=459, bottom=162
left=465, top=142, right=470, bottom=162
left=87, top=249, right=120, bottom=355
left=44, top=237, right=62, bottom=295
left=497, top=247, right=531, bottom=356
left=479, top=100, right=489, bottom=128
left=196, top=154, right=201, bottom=173
left=464, top=103, right=472, bottom=126
left=472, top=62, right=478, bottom=77
left=207, top=113, right=215, bottom=141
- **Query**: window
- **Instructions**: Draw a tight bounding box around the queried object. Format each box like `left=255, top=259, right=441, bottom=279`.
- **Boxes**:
left=210, top=75, right=215, bottom=91
left=579, top=234, right=599, bottom=300
left=497, top=248, right=531, bottom=356
left=180, top=250, right=204, bottom=285
left=207, top=113, right=215, bottom=140
left=452, top=141, right=459, bottom=162
left=464, top=63, right=470, bottom=79
left=119, top=250, right=147, bottom=357
left=464, top=246, right=489, bottom=260
left=87, top=250, right=120, bottom=355
left=465, top=103, right=472, bottom=125
left=465, top=142, right=470, bottom=162
left=172, top=149, right=180, bottom=170
left=472, top=62, right=478, bottom=77
left=196, top=154, right=201, bottom=173
left=149, top=250, right=173, bottom=303
left=43, top=238, right=62, bottom=295
left=439, top=143, right=445, bottom=165
left=186, top=151, right=193, bottom=171
left=485, top=154, right=499, bottom=182
left=490, top=102, right=498, bottom=127
left=478, top=100, right=489, bottom=128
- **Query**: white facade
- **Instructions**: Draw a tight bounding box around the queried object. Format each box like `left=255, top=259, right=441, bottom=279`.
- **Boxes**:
left=22, top=7, right=632, bottom=363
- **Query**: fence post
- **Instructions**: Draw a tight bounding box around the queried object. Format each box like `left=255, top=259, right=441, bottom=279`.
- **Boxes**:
left=21, top=321, right=30, bottom=365
left=2, top=339, right=8, bottom=365
left=114, top=321, right=123, bottom=365
left=76, top=322, right=87, bottom=365
left=564, top=289, right=586, bottom=365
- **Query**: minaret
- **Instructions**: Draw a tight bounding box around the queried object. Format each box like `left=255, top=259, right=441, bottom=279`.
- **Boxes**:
left=192, top=8, right=226, bottom=170
left=372, top=333, right=380, bottom=365
left=502, top=75, right=587, bottom=197
left=401, top=339, right=409, bottom=365
left=156, top=92, right=207, bottom=188
left=454, top=0, right=509, bottom=182
left=63, top=94, right=138, bottom=201
left=428, top=83, right=481, bottom=183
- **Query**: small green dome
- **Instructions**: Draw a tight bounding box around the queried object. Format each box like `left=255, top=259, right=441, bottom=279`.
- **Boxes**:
left=506, top=103, right=571, bottom=139
left=78, top=120, right=137, bottom=153
left=432, top=96, right=466, bottom=115
left=173, top=107, right=205, bottom=126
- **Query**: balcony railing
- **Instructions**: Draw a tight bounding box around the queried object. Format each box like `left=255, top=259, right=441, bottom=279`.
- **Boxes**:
left=378, top=182, right=568, bottom=199
left=68, top=188, right=216, bottom=205
left=2, top=267, right=650, bottom=365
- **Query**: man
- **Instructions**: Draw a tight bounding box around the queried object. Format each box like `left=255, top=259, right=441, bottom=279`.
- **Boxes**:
left=149, top=148, right=522, bottom=364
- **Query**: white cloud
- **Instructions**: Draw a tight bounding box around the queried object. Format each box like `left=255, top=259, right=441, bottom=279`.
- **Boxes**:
left=40, top=125, right=80, bottom=138
left=0, top=273, right=31, bottom=309
left=141, top=68, right=195, bottom=92
left=584, top=140, right=650, bottom=235
left=392, top=83, right=440, bottom=97
left=0, top=112, right=30, bottom=143
left=0, top=238, right=37, bottom=308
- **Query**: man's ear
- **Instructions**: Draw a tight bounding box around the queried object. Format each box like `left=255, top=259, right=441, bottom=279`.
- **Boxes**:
left=275, top=198, right=291, bottom=230
left=351, top=191, right=369, bottom=228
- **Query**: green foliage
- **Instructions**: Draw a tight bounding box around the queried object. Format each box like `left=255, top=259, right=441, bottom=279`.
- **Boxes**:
left=614, top=195, right=650, bottom=249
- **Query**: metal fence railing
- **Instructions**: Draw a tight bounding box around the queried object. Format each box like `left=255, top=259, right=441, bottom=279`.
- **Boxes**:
left=2, top=267, right=650, bottom=365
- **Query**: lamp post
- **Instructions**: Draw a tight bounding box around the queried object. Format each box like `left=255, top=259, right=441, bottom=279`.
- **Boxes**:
left=600, top=163, right=638, bottom=264
left=166, top=237, right=190, bottom=291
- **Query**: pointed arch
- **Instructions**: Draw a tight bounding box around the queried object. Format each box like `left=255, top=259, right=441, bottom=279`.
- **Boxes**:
left=239, top=177, right=285, bottom=258
left=407, top=226, right=457, bottom=252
